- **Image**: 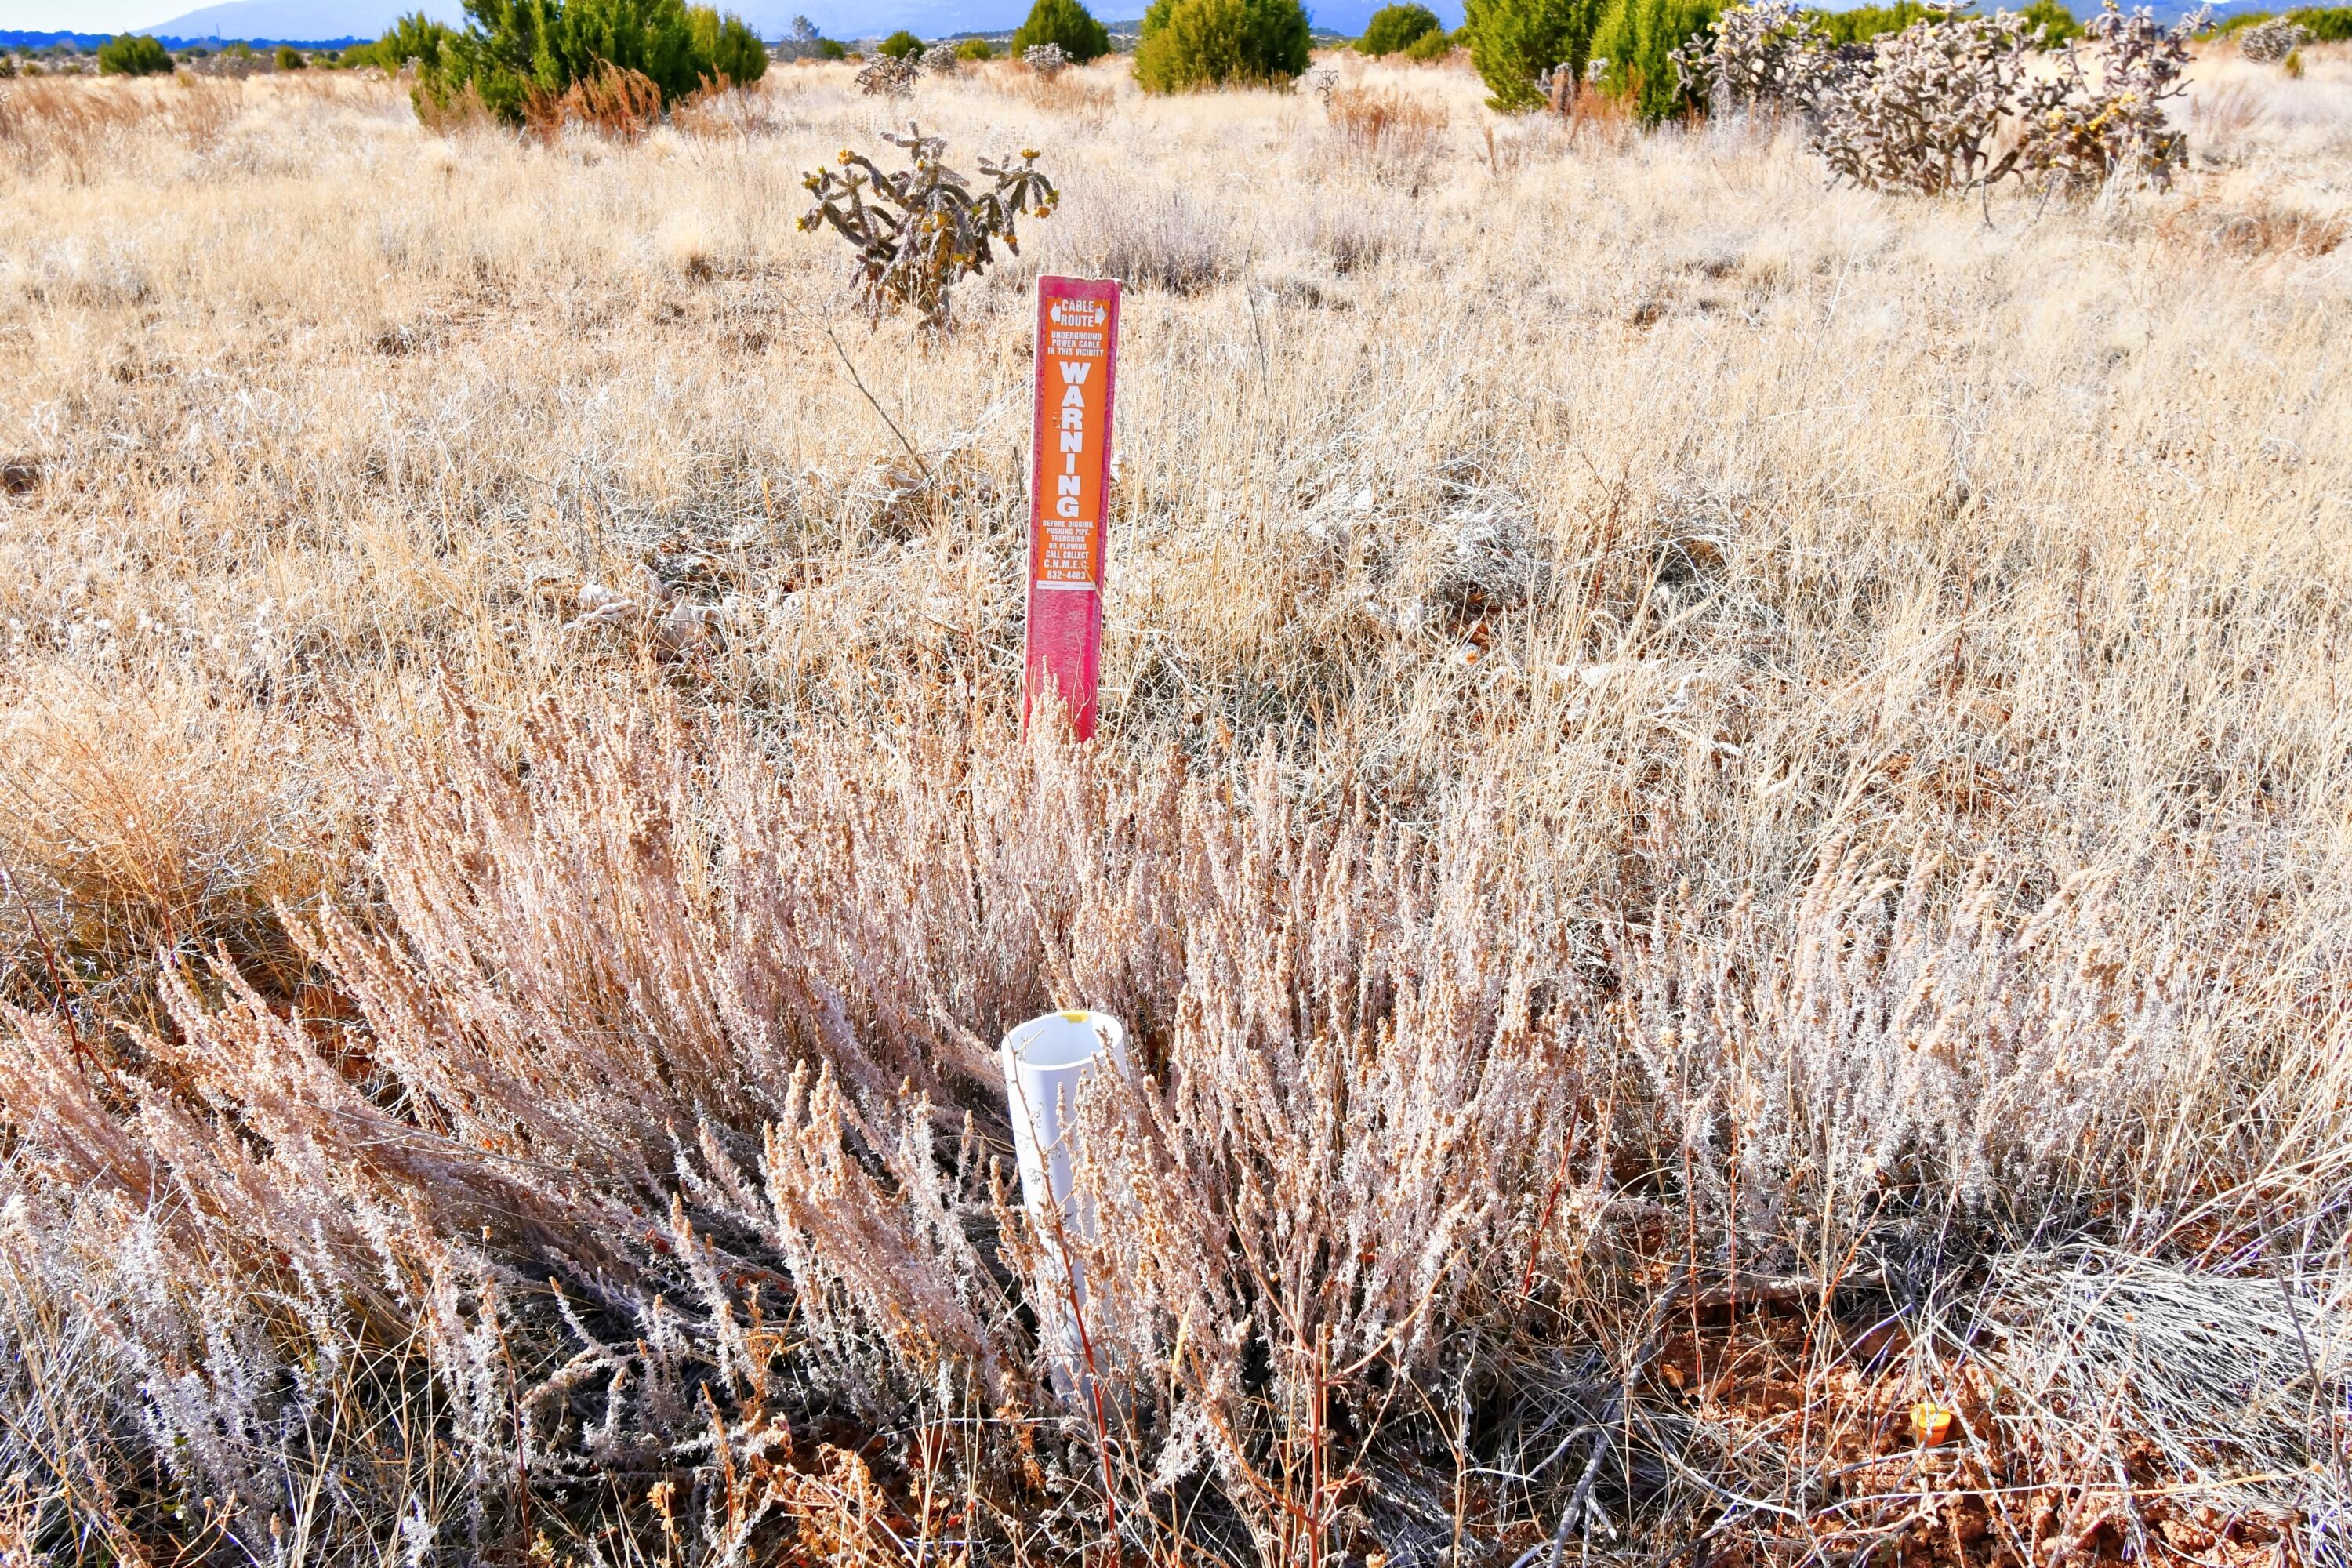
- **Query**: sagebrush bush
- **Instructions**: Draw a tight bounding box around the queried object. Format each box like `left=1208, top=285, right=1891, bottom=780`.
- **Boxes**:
left=1135, top=0, right=1312, bottom=89
left=1359, top=1, right=1445, bottom=51
left=1012, top=0, right=1116, bottom=60
left=2240, top=15, right=2310, bottom=58
left=96, top=34, right=173, bottom=75
left=1465, top=0, right=1610, bottom=108
left=1590, top=0, right=1716, bottom=121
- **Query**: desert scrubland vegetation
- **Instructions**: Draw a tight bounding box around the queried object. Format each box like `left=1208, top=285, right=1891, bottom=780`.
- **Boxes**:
left=1, top=24, right=2350, bottom=1568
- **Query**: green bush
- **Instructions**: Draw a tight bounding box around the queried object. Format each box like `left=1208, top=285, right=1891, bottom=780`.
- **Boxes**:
left=2294, top=5, right=2352, bottom=38
left=691, top=5, right=770, bottom=82
left=1359, top=2, right=1443, bottom=51
left=349, top=12, right=457, bottom=71
left=1589, top=0, right=1714, bottom=119
left=96, top=33, right=175, bottom=75
left=274, top=43, right=308, bottom=68
left=2016, top=0, right=2079, bottom=45
left=1012, top=0, right=1116, bottom=59
left=819, top=37, right=848, bottom=56
left=878, top=28, right=925, bottom=56
left=1134, top=0, right=1311, bottom=89
left=1805, top=1, right=1930, bottom=42
left=1463, top=0, right=1606, bottom=107
left=956, top=36, right=1000, bottom=57
left=1402, top=24, right=1459, bottom=55
left=416, top=0, right=768, bottom=122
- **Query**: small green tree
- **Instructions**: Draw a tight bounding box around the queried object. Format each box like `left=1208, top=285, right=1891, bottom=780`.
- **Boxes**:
left=1464, top=0, right=1608, bottom=107
left=690, top=5, right=770, bottom=82
left=1011, top=0, right=1115, bottom=59
left=1359, top=2, right=1442, bottom=51
left=353, top=13, right=457, bottom=71
left=1135, top=0, right=1311, bottom=89
left=417, top=0, right=771, bottom=120
left=96, top=33, right=175, bottom=75
left=956, top=36, right=1000, bottom=57
left=1589, top=0, right=1714, bottom=118
left=274, top=43, right=308, bottom=68
left=878, top=28, right=925, bottom=56
left=540, top=0, right=705, bottom=100
left=1403, top=24, right=1459, bottom=55
left=819, top=37, right=849, bottom=55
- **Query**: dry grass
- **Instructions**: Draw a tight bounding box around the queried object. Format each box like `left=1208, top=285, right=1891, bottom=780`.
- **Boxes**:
left=1, top=43, right=2350, bottom=1568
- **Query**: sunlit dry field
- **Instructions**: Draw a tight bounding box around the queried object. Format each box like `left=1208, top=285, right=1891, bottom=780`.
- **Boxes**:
left=2, top=44, right=2350, bottom=1566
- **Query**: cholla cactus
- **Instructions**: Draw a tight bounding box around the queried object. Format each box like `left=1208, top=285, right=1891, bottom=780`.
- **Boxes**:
left=1809, top=5, right=2040, bottom=194
left=1671, top=0, right=1845, bottom=116
left=797, top=124, right=1057, bottom=328
left=2237, top=14, right=2308, bottom=61
left=1022, top=42, right=1071, bottom=74
left=855, top=53, right=920, bottom=96
left=919, top=41, right=962, bottom=73
left=2014, top=2, right=2201, bottom=187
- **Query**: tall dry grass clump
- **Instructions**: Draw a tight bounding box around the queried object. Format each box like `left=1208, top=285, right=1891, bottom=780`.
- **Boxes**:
left=1, top=48, right=2350, bottom=1568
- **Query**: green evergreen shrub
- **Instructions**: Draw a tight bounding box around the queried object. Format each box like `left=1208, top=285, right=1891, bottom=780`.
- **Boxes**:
left=274, top=43, right=308, bottom=68
left=1402, top=24, right=1460, bottom=55
left=956, top=36, right=1000, bottom=56
left=2016, top=0, right=2080, bottom=45
left=350, top=13, right=456, bottom=72
left=820, top=37, right=848, bottom=54
left=96, top=33, right=175, bottom=75
left=412, top=0, right=768, bottom=122
left=1806, top=1, right=1929, bottom=42
left=690, top=5, right=770, bottom=82
left=879, top=28, right=925, bottom=56
left=1590, top=0, right=1715, bottom=119
left=1011, top=0, right=1115, bottom=60
left=1359, top=2, right=1443, bottom=51
left=1463, top=0, right=1606, bottom=108
left=2293, top=5, right=2352, bottom=38
left=1134, top=0, right=1311, bottom=89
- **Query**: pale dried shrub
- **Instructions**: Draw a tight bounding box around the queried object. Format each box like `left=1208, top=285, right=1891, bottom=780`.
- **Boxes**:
left=1075, top=187, right=1239, bottom=292
left=2013, top=2, right=2201, bottom=188
left=1324, top=83, right=1450, bottom=178
left=1024, top=41, right=1074, bottom=74
left=1809, top=5, right=2042, bottom=194
left=2239, top=15, right=2311, bottom=62
left=6, top=687, right=2339, bottom=1562
left=1670, top=0, right=1844, bottom=116
left=857, top=53, right=920, bottom=98
left=524, top=60, right=665, bottom=143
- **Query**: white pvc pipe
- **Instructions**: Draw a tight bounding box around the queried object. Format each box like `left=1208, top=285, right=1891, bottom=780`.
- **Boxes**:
left=1000, top=1009, right=1127, bottom=1393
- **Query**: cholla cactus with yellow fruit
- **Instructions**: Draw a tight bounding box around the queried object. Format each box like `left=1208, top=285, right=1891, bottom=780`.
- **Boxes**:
left=797, top=124, right=1058, bottom=329
left=2015, top=2, right=2202, bottom=188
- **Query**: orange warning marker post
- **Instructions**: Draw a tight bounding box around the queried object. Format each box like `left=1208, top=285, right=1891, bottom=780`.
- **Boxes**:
left=1022, top=276, right=1121, bottom=740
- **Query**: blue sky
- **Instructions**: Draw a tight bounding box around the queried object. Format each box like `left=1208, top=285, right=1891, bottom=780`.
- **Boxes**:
left=3, top=2, right=174, bottom=23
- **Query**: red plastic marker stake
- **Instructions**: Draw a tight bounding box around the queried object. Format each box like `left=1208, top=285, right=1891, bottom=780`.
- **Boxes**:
left=1022, top=276, right=1121, bottom=740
